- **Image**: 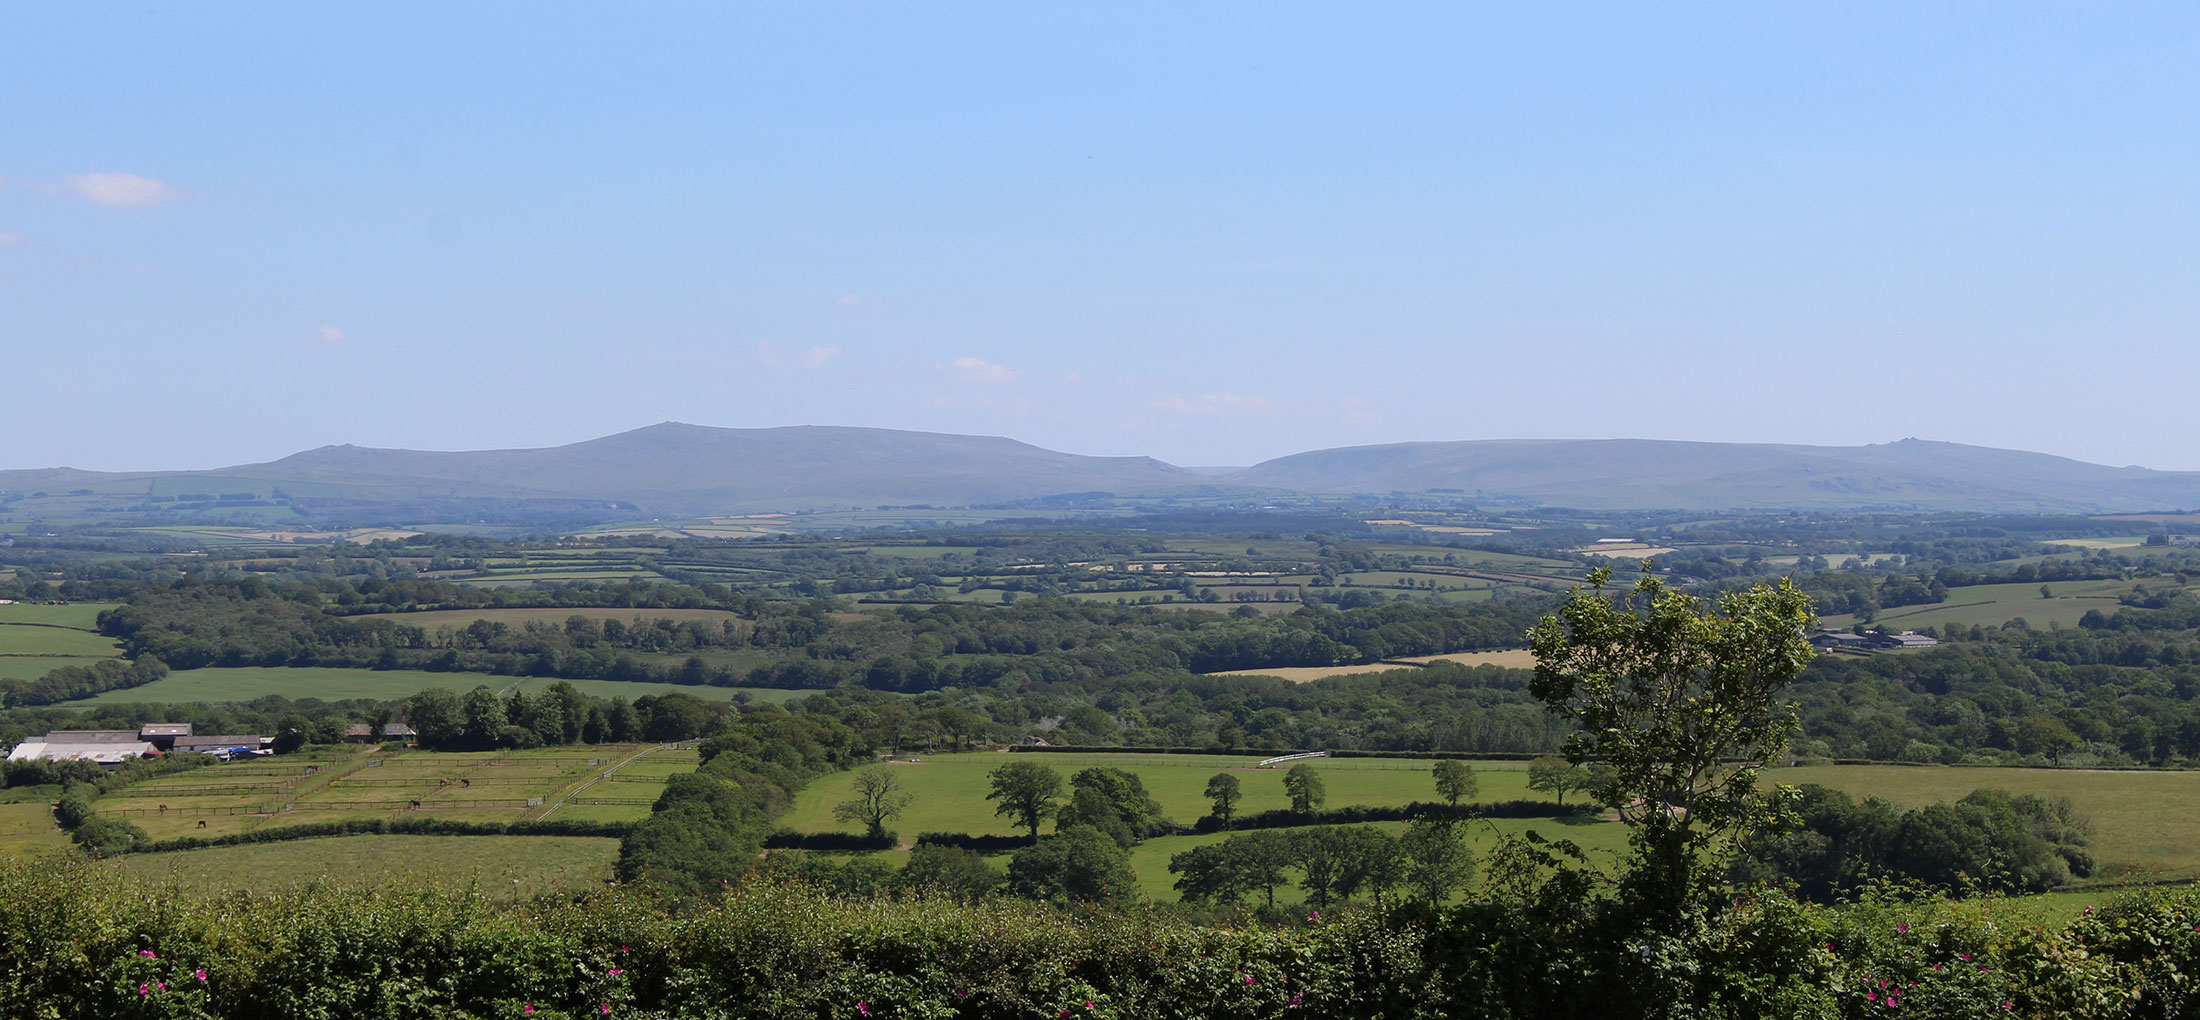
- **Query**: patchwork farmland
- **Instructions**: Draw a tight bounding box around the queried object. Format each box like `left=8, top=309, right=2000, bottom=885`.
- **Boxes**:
left=95, top=744, right=694, bottom=840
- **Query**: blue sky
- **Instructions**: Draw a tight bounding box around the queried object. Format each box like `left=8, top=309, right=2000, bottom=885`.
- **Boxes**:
left=5, top=4, right=2197, bottom=472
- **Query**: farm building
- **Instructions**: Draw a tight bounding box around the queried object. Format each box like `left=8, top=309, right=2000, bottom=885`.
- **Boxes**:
left=346, top=723, right=418, bottom=742
left=1809, top=631, right=1872, bottom=651
left=1868, top=631, right=1939, bottom=650
left=7, top=737, right=158, bottom=765
left=4, top=724, right=195, bottom=764
left=139, top=722, right=192, bottom=749
left=39, top=729, right=144, bottom=744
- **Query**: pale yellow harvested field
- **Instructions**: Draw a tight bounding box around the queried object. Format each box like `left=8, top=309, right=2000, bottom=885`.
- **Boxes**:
left=1207, top=647, right=1536, bottom=682
left=1570, top=543, right=1677, bottom=559
left=1394, top=649, right=1538, bottom=669
left=220, top=528, right=422, bottom=543
left=582, top=526, right=782, bottom=539
left=1206, top=663, right=1422, bottom=682
left=1365, top=520, right=1504, bottom=536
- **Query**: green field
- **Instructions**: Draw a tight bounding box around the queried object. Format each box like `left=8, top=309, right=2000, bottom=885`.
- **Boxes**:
left=1820, top=579, right=2150, bottom=631
left=0, top=602, right=119, bottom=628
left=784, top=752, right=1543, bottom=840
left=779, top=755, right=2200, bottom=904
left=78, top=665, right=800, bottom=705
left=0, top=602, right=124, bottom=681
left=781, top=752, right=1607, bottom=902
left=109, top=834, right=620, bottom=898
left=1779, top=764, right=2200, bottom=886
left=0, top=799, right=67, bottom=857
left=0, top=625, right=123, bottom=657
left=97, top=744, right=693, bottom=839
left=0, top=654, right=116, bottom=683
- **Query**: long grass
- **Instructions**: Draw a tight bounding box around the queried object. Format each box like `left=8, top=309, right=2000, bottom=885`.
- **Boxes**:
left=107, top=833, right=620, bottom=898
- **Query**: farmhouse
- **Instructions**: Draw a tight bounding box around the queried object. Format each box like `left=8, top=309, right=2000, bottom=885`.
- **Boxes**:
left=346, top=722, right=418, bottom=742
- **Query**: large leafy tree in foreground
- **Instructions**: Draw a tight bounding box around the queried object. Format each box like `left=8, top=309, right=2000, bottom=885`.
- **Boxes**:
left=1528, top=567, right=1816, bottom=922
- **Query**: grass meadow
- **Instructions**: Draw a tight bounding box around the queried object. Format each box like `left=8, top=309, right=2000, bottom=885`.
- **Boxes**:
left=0, top=626, right=126, bottom=658
left=0, top=602, right=120, bottom=629
left=782, top=752, right=1545, bottom=841
left=1819, top=578, right=2153, bottom=632
left=0, top=655, right=114, bottom=683
left=109, top=833, right=620, bottom=899
left=776, top=754, right=2200, bottom=904
left=96, top=744, right=692, bottom=840
left=1778, top=763, right=2200, bottom=886
left=79, top=666, right=800, bottom=705
left=0, top=602, right=123, bottom=682
left=780, top=751, right=1605, bottom=903
left=0, top=790, right=68, bottom=857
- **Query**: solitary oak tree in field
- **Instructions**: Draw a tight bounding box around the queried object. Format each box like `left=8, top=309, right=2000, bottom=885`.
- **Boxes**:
left=1204, top=772, right=1242, bottom=828
left=1283, top=763, right=1326, bottom=813
left=1525, top=755, right=1593, bottom=806
left=832, top=766, right=914, bottom=840
left=1432, top=759, right=1478, bottom=807
left=987, top=761, right=1064, bottom=842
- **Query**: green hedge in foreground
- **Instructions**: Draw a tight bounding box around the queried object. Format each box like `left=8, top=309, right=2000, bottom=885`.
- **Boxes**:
left=5, top=859, right=2200, bottom=1019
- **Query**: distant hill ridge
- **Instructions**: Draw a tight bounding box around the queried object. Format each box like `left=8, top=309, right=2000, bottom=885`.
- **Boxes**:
left=1222, top=437, right=2200, bottom=513
left=5, top=425, right=2198, bottom=515
left=243, top=423, right=1209, bottom=514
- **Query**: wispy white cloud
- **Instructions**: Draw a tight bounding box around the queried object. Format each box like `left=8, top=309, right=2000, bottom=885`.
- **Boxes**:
left=63, top=172, right=182, bottom=208
left=1150, top=391, right=1273, bottom=416
left=0, top=231, right=26, bottom=246
left=951, top=356, right=1020, bottom=384
left=835, top=295, right=882, bottom=308
left=319, top=325, right=346, bottom=344
left=802, top=345, right=841, bottom=367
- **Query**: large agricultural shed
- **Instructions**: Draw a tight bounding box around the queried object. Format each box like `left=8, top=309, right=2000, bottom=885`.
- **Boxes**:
left=4, top=723, right=216, bottom=764
left=6, top=737, right=157, bottom=765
